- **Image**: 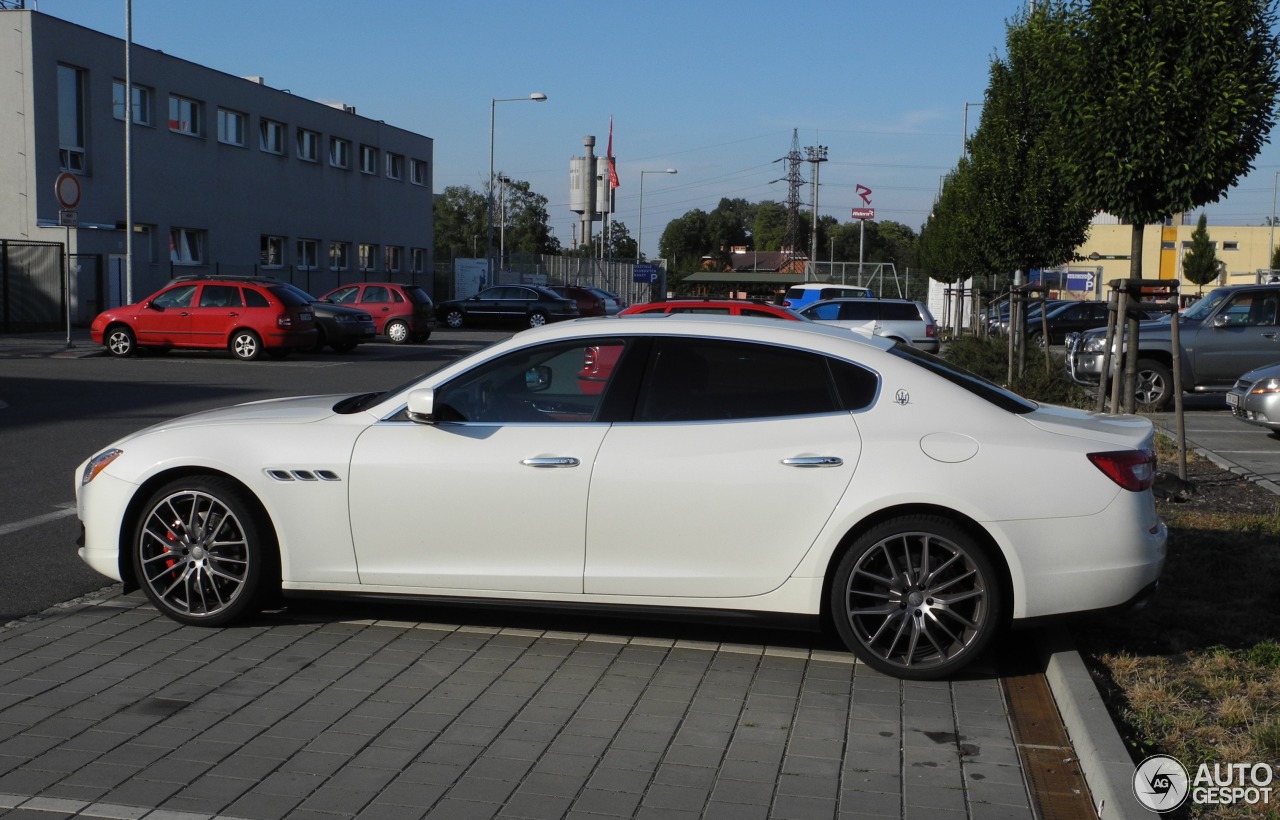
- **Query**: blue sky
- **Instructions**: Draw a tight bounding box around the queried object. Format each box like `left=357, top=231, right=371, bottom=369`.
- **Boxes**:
left=30, top=0, right=1280, bottom=259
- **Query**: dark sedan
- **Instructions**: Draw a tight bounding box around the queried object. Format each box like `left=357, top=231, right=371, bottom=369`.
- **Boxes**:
left=278, top=283, right=377, bottom=353
left=1027, top=300, right=1152, bottom=348
left=439, top=285, right=579, bottom=329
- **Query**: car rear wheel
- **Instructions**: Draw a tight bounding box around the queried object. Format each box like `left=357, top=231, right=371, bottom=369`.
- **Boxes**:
left=528, top=311, right=548, bottom=328
left=105, top=325, right=136, bottom=357
left=307, top=328, right=328, bottom=353
left=386, top=319, right=411, bottom=344
left=444, top=309, right=465, bottom=329
left=1134, top=358, right=1174, bottom=411
left=132, top=476, right=275, bottom=627
left=229, top=330, right=262, bottom=361
left=830, top=515, right=1001, bottom=680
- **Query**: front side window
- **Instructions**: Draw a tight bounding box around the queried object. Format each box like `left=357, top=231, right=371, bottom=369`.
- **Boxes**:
left=260, top=119, right=285, bottom=154
left=217, top=109, right=246, bottom=146
left=297, top=239, right=319, bottom=270
left=57, top=64, right=86, bottom=172
left=1218, top=292, right=1280, bottom=327
left=260, top=235, right=285, bottom=268
left=329, top=137, right=350, bottom=168
left=169, top=229, right=205, bottom=265
left=168, top=95, right=203, bottom=136
left=152, top=284, right=197, bottom=309
left=358, top=243, right=378, bottom=271
left=327, top=286, right=360, bottom=304
left=112, top=81, right=153, bottom=125
left=297, top=128, right=320, bottom=162
left=329, top=241, right=349, bottom=271
left=386, top=152, right=404, bottom=180
left=434, top=339, right=628, bottom=424
left=360, top=145, right=378, bottom=174
left=636, top=338, right=845, bottom=423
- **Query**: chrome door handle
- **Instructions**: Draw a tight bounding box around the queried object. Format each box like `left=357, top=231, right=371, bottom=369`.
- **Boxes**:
left=781, top=456, right=844, bottom=468
left=522, top=457, right=580, bottom=468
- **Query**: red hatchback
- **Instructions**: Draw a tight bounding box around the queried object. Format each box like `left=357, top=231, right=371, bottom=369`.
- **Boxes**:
left=90, top=276, right=317, bottom=361
left=319, top=282, right=437, bottom=344
left=620, top=300, right=806, bottom=320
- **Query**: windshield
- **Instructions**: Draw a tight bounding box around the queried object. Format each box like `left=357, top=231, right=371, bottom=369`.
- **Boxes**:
left=1182, top=288, right=1231, bottom=322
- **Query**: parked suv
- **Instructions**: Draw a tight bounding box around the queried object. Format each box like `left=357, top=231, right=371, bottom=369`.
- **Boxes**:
left=1067, top=284, right=1280, bottom=410
left=89, top=275, right=317, bottom=361
left=782, top=283, right=874, bottom=310
left=799, top=298, right=939, bottom=352
left=319, top=282, right=436, bottom=344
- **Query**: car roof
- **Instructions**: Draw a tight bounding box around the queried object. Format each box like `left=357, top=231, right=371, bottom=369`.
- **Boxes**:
left=804, top=297, right=918, bottom=307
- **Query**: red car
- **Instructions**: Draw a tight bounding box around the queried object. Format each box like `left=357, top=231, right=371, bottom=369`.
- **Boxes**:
left=319, top=282, right=437, bottom=344
left=549, top=285, right=607, bottom=317
left=90, top=275, right=317, bottom=361
left=620, top=300, right=806, bottom=320
left=580, top=300, right=806, bottom=393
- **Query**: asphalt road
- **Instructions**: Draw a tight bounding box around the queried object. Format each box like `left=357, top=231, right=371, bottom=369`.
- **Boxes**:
left=1152, top=393, right=1280, bottom=487
left=0, top=331, right=507, bottom=623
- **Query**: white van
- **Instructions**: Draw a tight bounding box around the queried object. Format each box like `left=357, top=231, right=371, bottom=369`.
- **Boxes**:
left=782, top=283, right=874, bottom=310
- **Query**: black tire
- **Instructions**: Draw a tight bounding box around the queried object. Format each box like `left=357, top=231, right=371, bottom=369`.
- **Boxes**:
left=307, top=328, right=328, bottom=353
left=1027, top=330, right=1046, bottom=350
left=386, top=319, right=411, bottom=344
left=444, top=309, right=465, bottom=329
left=131, top=476, right=277, bottom=627
left=411, top=331, right=432, bottom=343
left=229, top=330, right=263, bottom=361
left=528, top=311, right=549, bottom=328
left=830, top=515, right=1002, bottom=680
left=105, top=325, right=136, bottom=358
left=1134, top=358, right=1174, bottom=412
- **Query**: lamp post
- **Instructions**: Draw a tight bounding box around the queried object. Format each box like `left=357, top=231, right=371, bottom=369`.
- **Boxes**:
left=1270, top=170, right=1279, bottom=276
left=487, top=93, right=546, bottom=283
left=637, top=168, right=677, bottom=262
left=962, top=101, right=984, bottom=158
left=805, top=146, right=827, bottom=277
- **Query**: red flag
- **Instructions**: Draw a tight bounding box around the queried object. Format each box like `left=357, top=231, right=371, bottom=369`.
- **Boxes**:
left=607, top=117, right=620, bottom=189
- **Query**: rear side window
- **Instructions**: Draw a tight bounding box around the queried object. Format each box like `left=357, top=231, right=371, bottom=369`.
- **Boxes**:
left=785, top=288, right=804, bottom=301
left=405, top=287, right=433, bottom=305
left=244, top=289, right=270, bottom=308
left=838, top=302, right=878, bottom=321
left=637, top=338, right=840, bottom=422
left=267, top=286, right=310, bottom=307
left=880, top=303, right=919, bottom=321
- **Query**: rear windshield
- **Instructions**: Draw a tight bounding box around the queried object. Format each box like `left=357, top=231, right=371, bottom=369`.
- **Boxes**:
left=267, top=285, right=313, bottom=307
left=405, top=286, right=434, bottom=306
left=889, top=344, right=1036, bottom=414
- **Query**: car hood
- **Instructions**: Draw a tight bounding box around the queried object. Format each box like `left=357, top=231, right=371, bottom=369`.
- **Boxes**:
left=113, top=394, right=348, bottom=445
left=1020, top=403, right=1154, bottom=449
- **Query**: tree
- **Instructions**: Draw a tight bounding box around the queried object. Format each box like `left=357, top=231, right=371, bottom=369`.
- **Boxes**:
left=751, top=201, right=789, bottom=251
left=1181, top=213, right=1221, bottom=293
left=433, top=185, right=488, bottom=260
left=499, top=180, right=561, bottom=256
left=659, top=209, right=711, bottom=271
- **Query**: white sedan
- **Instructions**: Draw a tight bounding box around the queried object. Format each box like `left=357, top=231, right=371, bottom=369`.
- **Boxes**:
left=76, top=317, right=1166, bottom=680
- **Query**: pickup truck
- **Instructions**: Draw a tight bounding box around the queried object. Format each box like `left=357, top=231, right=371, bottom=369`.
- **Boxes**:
left=1066, top=284, right=1280, bottom=410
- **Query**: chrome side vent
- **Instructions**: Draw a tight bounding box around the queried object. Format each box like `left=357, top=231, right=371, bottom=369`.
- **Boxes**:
left=265, top=469, right=343, bottom=482
left=267, top=470, right=294, bottom=481
left=315, top=470, right=340, bottom=481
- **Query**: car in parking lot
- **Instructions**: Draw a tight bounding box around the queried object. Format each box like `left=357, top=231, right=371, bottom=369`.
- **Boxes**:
left=549, top=285, right=608, bottom=317
left=781, top=283, right=874, bottom=310
left=799, top=297, right=939, bottom=352
left=273, top=283, right=376, bottom=353
left=318, top=282, right=436, bottom=344
left=621, top=299, right=806, bottom=320
left=76, top=315, right=1165, bottom=680
left=89, top=275, right=317, bottom=361
left=1227, top=361, right=1280, bottom=432
left=437, top=285, right=579, bottom=329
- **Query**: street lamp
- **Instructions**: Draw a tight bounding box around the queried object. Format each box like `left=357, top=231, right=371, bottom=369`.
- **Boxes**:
left=637, top=168, right=677, bottom=262
left=1270, top=170, right=1279, bottom=276
left=487, top=93, right=547, bottom=283
left=962, top=101, right=984, bottom=158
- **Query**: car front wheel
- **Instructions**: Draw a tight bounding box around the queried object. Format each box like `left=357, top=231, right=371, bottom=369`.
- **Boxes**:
left=830, top=516, right=1002, bottom=680
left=444, top=309, right=465, bottom=329
left=229, top=330, right=262, bottom=361
left=1134, top=358, right=1174, bottom=411
left=386, top=319, right=410, bottom=344
left=132, top=476, right=275, bottom=626
left=106, top=326, right=136, bottom=357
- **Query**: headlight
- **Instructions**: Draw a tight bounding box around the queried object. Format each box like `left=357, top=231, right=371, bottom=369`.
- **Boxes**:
left=81, top=449, right=123, bottom=485
left=1251, top=378, right=1280, bottom=395
left=1082, top=335, right=1108, bottom=353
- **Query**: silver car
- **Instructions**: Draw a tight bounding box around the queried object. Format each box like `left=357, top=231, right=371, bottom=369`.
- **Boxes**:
left=800, top=298, right=940, bottom=352
left=1228, top=362, right=1280, bottom=432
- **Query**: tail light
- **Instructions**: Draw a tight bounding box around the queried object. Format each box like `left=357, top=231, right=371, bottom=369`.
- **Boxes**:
left=926, top=324, right=936, bottom=338
left=278, top=315, right=293, bottom=328
left=1087, top=449, right=1157, bottom=491
left=783, top=300, right=793, bottom=307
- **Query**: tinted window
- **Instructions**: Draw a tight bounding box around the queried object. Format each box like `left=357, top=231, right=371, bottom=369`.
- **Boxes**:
left=838, top=302, right=878, bottom=321
left=268, top=286, right=311, bottom=307
left=199, top=285, right=242, bottom=308
left=889, top=344, right=1036, bottom=414
left=880, top=303, right=919, bottom=321
left=637, top=338, right=839, bottom=422
left=405, top=287, right=433, bottom=305
left=829, top=358, right=879, bottom=411
left=244, top=289, right=270, bottom=308
left=363, top=286, right=391, bottom=303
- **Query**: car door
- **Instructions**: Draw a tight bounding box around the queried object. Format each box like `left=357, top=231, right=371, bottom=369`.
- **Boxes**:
left=133, top=283, right=196, bottom=345
left=1193, top=289, right=1280, bottom=386
left=189, top=284, right=244, bottom=348
left=465, top=287, right=507, bottom=322
left=347, top=337, right=630, bottom=593
left=584, top=337, right=867, bottom=598
left=358, top=285, right=395, bottom=332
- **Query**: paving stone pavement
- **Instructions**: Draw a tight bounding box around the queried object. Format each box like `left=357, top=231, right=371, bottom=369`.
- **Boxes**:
left=0, top=590, right=1035, bottom=820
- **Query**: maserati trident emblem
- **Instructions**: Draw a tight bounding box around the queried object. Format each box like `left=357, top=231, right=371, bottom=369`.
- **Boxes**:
left=894, top=389, right=910, bottom=405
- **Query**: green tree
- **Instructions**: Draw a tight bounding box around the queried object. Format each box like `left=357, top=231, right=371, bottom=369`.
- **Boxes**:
left=1181, top=213, right=1221, bottom=293
left=751, top=201, right=789, bottom=251
left=500, top=180, right=561, bottom=256
left=433, top=185, right=488, bottom=260
left=659, top=209, right=711, bottom=271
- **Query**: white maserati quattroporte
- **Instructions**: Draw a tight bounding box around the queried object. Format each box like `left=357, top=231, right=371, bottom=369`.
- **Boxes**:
left=76, top=316, right=1166, bottom=679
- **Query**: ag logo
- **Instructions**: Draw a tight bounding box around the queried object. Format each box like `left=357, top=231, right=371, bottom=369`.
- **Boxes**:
left=1133, top=754, right=1189, bottom=812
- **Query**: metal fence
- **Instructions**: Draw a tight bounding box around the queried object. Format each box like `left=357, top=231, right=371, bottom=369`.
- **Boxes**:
left=0, top=240, right=64, bottom=333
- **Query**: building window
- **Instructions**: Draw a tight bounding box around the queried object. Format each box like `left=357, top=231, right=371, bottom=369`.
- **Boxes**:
left=168, top=94, right=203, bottom=136
left=358, top=243, right=378, bottom=271
left=410, top=158, right=428, bottom=186
left=170, top=228, right=206, bottom=265
left=386, top=152, right=405, bottom=180
left=329, top=241, right=349, bottom=271
left=297, top=239, right=319, bottom=270
left=1224, top=241, right=1240, bottom=251
left=329, top=137, right=350, bottom=169
left=260, top=235, right=285, bottom=268
left=297, top=128, right=320, bottom=162
left=217, top=109, right=247, bottom=146
left=260, top=119, right=285, bottom=154
left=57, top=64, right=86, bottom=172
left=112, top=81, right=153, bottom=126
left=384, top=246, right=403, bottom=272
left=411, top=248, right=426, bottom=274
left=360, top=145, right=378, bottom=174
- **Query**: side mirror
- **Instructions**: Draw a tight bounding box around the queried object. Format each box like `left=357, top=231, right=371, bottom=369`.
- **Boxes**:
left=406, top=388, right=437, bottom=424
left=525, top=365, right=552, bottom=392
left=1213, top=313, right=1243, bottom=328
left=145, top=301, right=161, bottom=311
